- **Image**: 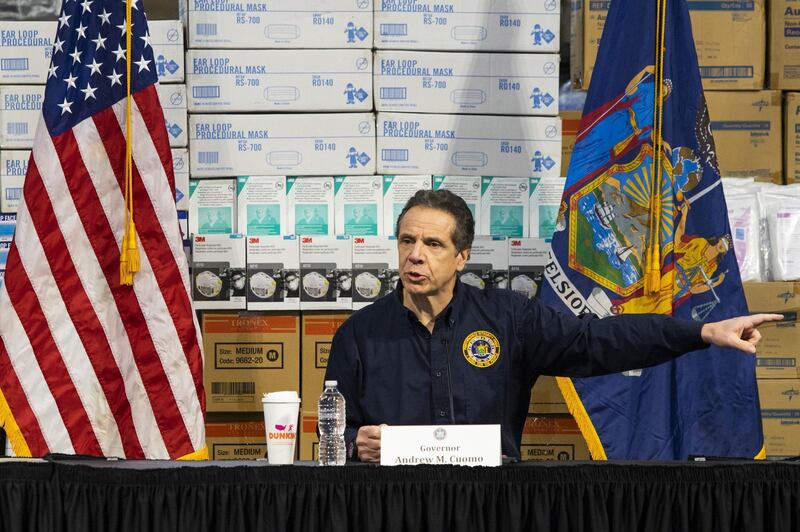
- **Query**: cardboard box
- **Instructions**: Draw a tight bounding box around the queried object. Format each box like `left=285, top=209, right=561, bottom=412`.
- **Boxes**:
left=171, top=148, right=189, bottom=211
left=460, top=236, right=508, bottom=290
left=237, top=176, right=287, bottom=237
left=432, top=175, right=481, bottom=229
left=189, top=113, right=376, bottom=177
left=743, top=282, right=800, bottom=378
left=189, top=0, right=373, bottom=49
left=374, top=51, right=560, bottom=116
left=0, top=85, right=44, bottom=149
left=192, top=234, right=246, bottom=310
left=374, top=0, right=560, bottom=52
left=785, top=92, right=800, bottom=184
left=769, top=1, right=800, bottom=89
left=705, top=90, right=781, bottom=180
left=520, top=415, right=590, bottom=461
left=529, top=177, right=566, bottom=239
left=288, top=176, right=334, bottom=236
left=573, top=0, right=766, bottom=91
left=300, top=311, right=351, bottom=460
left=561, top=110, right=582, bottom=176
left=334, top=176, right=383, bottom=237
left=382, top=174, right=431, bottom=235
left=352, top=235, right=398, bottom=309
left=377, top=112, right=561, bottom=178
left=156, top=84, right=188, bottom=148
left=187, top=49, right=373, bottom=112
left=0, top=213, right=14, bottom=242
left=205, top=418, right=268, bottom=460
left=509, top=237, right=550, bottom=300
left=480, top=176, right=530, bottom=237
left=148, top=20, right=185, bottom=84
left=188, top=178, right=236, bottom=235
left=299, top=235, right=353, bottom=310
left=0, top=22, right=53, bottom=84
left=0, top=150, right=27, bottom=213
left=530, top=376, right=568, bottom=414
left=202, top=312, right=300, bottom=413
left=246, top=235, right=300, bottom=311
left=758, top=379, right=800, bottom=459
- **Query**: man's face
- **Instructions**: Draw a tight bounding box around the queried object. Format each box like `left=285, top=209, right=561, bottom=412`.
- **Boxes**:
left=397, top=206, right=469, bottom=298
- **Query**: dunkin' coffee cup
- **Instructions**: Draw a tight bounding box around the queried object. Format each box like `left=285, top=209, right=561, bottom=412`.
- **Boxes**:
left=261, top=391, right=301, bottom=464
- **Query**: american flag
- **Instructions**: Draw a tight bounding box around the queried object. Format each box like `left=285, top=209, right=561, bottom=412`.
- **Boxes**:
left=0, top=0, right=206, bottom=459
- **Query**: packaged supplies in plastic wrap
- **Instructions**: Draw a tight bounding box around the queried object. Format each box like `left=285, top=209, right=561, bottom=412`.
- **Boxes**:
left=721, top=178, right=762, bottom=282
left=758, top=184, right=800, bottom=281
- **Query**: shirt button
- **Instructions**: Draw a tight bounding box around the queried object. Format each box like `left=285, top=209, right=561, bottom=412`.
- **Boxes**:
left=439, top=410, right=447, bottom=418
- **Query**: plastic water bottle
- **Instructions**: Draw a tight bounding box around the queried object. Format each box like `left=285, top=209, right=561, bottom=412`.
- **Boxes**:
left=318, top=380, right=346, bottom=465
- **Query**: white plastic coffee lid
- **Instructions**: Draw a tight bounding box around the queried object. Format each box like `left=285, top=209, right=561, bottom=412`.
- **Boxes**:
left=324, top=380, right=337, bottom=387
left=261, top=390, right=301, bottom=403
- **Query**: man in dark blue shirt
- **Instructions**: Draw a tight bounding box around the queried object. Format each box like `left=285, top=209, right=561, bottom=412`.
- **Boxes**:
left=325, top=190, right=780, bottom=462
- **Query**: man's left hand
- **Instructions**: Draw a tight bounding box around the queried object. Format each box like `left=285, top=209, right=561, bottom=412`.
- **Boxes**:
left=700, top=314, right=784, bottom=354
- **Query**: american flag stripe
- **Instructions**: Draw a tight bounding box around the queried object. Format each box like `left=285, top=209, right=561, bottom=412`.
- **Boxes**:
left=0, top=340, right=46, bottom=455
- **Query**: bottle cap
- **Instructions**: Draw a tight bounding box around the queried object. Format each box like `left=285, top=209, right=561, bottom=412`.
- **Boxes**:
left=324, top=380, right=338, bottom=387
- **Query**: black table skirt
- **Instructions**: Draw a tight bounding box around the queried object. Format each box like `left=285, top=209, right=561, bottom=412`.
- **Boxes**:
left=0, top=460, right=798, bottom=532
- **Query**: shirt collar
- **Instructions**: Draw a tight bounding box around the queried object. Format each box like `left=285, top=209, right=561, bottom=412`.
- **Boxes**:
left=393, top=276, right=464, bottom=327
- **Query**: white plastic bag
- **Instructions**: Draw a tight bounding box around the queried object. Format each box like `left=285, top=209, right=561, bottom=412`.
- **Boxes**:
left=758, top=184, right=800, bottom=281
left=721, top=178, right=762, bottom=282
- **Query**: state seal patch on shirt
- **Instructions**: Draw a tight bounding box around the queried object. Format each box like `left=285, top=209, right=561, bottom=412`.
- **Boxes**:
left=462, top=330, right=501, bottom=368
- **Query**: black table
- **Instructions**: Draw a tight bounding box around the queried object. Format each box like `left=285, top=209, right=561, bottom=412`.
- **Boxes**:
left=0, top=459, right=798, bottom=531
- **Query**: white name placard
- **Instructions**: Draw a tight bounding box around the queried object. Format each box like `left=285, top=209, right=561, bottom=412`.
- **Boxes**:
left=380, top=425, right=501, bottom=467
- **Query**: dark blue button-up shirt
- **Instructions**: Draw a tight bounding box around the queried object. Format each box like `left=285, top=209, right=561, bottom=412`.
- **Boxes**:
left=325, top=280, right=706, bottom=460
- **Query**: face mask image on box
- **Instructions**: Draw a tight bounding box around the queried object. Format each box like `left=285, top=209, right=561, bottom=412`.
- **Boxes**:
left=460, top=271, right=485, bottom=289
left=250, top=272, right=278, bottom=299
left=335, top=270, right=352, bottom=297
left=511, top=274, right=537, bottom=299
left=303, top=271, right=331, bottom=299
left=355, top=271, right=381, bottom=299
left=196, top=270, right=223, bottom=298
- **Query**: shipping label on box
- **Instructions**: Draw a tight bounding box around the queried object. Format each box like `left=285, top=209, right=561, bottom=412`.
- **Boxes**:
left=205, top=419, right=267, bottom=460
left=0, top=22, right=54, bottom=84
left=189, top=0, right=373, bottom=49
left=334, top=175, right=383, bottom=236
left=374, top=0, right=560, bottom=52
left=156, top=84, right=188, bottom=147
left=288, top=176, right=334, bottom=236
left=785, top=92, right=800, bottom=184
left=374, top=51, right=559, bottom=116
left=299, top=235, right=353, bottom=310
left=521, top=415, right=590, bottom=461
left=187, top=49, right=373, bottom=112
left=149, top=20, right=185, bottom=84
left=246, top=235, right=300, bottom=311
left=706, top=91, right=782, bottom=180
left=460, top=236, right=508, bottom=290
left=743, top=282, right=800, bottom=378
left=530, top=376, right=568, bottom=414
left=529, top=177, right=565, bottom=239
left=758, top=379, right=800, bottom=458
left=382, top=174, right=431, bottom=235
left=192, top=233, right=246, bottom=310
left=377, top=112, right=561, bottom=178
left=1, top=150, right=28, bottom=213
left=189, top=178, right=236, bottom=235
left=237, top=176, right=287, bottom=236
left=509, top=237, right=550, bottom=300
left=480, top=176, right=530, bottom=237
left=352, top=235, right=398, bottom=309
left=432, top=175, right=481, bottom=229
left=0, top=85, right=44, bottom=149
left=190, top=113, right=376, bottom=177
left=171, top=148, right=190, bottom=211
left=202, top=312, right=300, bottom=413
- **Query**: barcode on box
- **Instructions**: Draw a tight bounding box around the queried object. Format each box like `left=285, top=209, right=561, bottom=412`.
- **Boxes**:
left=1, top=58, right=28, bottom=71
left=196, top=23, right=217, bottom=36
left=5, top=188, right=21, bottom=201
left=198, top=151, right=219, bottom=164
left=381, top=149, right=409, bottom=162
left=757, top=358, right=797, bottom=368
left=6, top=123, right=28, bottom=136
left=211, top=381, right=255, bottom=395
left=699, top=66, right=753, bottom=79
left=380, top=87, right=407, bottom=100
left=380, top=23, right=408, bottom=36
left=193, top=86, right=220, bottom=99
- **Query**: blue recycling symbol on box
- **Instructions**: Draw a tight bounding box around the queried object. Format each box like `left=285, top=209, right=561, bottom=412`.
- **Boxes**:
left=355, top=88, right=369, bottom=102
left=165, top=60, right=179, bottom=75
left=542, top=156, right=556, bottom=170
left=357, top=152, right=371, bottom=166
left=542, top=30, right=555, bottom=43
left=355, top=27, right=369, bottom=41
left=541, top=93, right=555, bottom=107
left=167, top=123, right=183, bottom=138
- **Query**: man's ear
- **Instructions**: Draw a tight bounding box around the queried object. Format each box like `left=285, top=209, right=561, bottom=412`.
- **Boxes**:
left=455, top=247, right=470, bottom=272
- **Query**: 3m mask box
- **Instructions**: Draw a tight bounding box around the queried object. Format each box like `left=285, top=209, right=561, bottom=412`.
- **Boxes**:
left=237, top=176, right=287, bottom=236
left=377, top=113, right=561, bottom=178
left=299, top=234, right=353, bottom=310
left=157, top=84, right=188, bottom=148
left=352, top=235, right=398, bottom=309
left=246, top=235, right=300, bottom=311
left=375, top=51, right=559, bottom=116
left=509, top=238, right=550, bottom=299
left=480, top=176, right=529, bottom=237
left=1, top=150, right=28, bottom=213
left=287, top=176, right=334, bottom=236
left=192, top=233, right=246, bottom=310
left=335, top=175, right=383, bottom=236
left=0, top=22, right=53, bottom=84
left=171, top=148, right=190, bottom=210
left=529, top=177, right=565, bottom=239
left=149, top=20, right=185, bottom=84
left=460, top=236, right=508, bottom=290
left=0, top=85, right=44, bottom=149
left=189, top=178, right=237, bottom=235
left=432, top=175, right=481, bottom=229
left=382, top=174, right=431, bottom=235
left=189, top=0, right=373, bottom=49
left=187, top=49, right=373, bottom=112
left=190, top=113, right=376, bottom=177
left=375, top=0, right=559, bottom=52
